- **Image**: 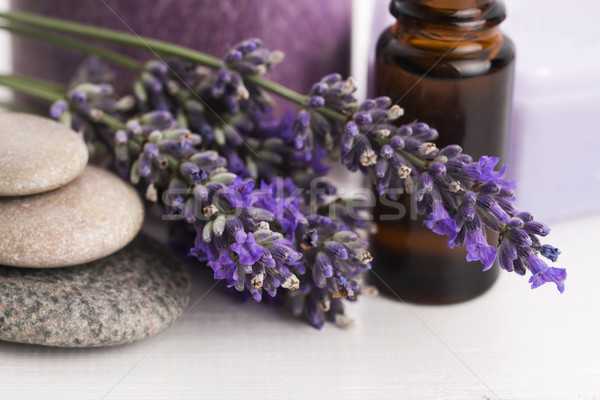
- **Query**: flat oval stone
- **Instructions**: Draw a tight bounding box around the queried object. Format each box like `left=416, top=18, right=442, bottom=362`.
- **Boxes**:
left=0, top=166, right=144, bottom=267
left=0, top=113, right=88, bottom=196
left=0, top=235, right=191, bottom=347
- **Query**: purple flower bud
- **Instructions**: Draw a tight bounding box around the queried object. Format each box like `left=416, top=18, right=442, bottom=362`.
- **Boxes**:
left=374, top=96, right=392, bottom=108
left=516, top=212, right=534, bottom=222
left=340, top=135, right=354, bottom=153
left=375, top=158, right=388, bottom=178
left=68, top=90, right=86, bottom=104
left=142, top=72, right=162, bottom=93
left=225, top=49, right=243, bottom=65
left=498, top=186, right=515, bottom=198
left=419, top=173, right=434, bottom=191
left=390, top=136, right=405, bottom=150
left=114, top=130, right=128, bottom=145
left=193, top=185, right=208, bottom=202
left=50, top=100, right=68, bottom=119
left=461, top=201, right=476, bottom=221
left=368, top=109, right=388, bottom=123
left=445, top=160, right=464, bottom=175
left=325, top=241, right=349, bottom=260
left=399, top=126, right=412, bottom=137
left=354, top=111, right=372, bottom=125
left=523, top=221, right=550, bottom=236
left=315, top=252, right=334, bottom=278
left=508, top=217, right=524, bottom=229
left=141, top=110, right=173, bottom=127
left=410, top=122, right=430, bottom=138
left=508, top=228, right=532, bottom=247
left=297, top=109, right=311, bottom=127
left=238, top=38, right=262, bottom=53
left=143, top=142, right=159, bottom=158
left=490, top=204, right=511, bottom=224
left=540, top=244, right=561, bottom=262
left=476, top=194, right=510, bottom=223
left=478, top=183, right=500, bottom=195
left=307, top=96, right=325, bottom=109
left=310, top=82, right=328, bottom=96
left=403, top=138, right=420, bottom=153
left=359, top=99, right=377, bottom=111
left=380, top=145, right=394, bottom=159
left=440, top=144, right=463, bottom=158
left=389, top=153, right=408, bottom=175
left=495, top=197, right=517, bottom=216
left=516, top=244, right=532, bottom=259
left=344, top=121, right=359, bottom=137
left=463, top=191, right=476, bottom=203
left=449, top=225, right=466, bottom=248
left=498, top=241, right=517, bottom=271
left=321, top=73, right=342, bottom=85
left=181, top=162, right=205, bottom=183
left=428, top=162, right=446, bottom=177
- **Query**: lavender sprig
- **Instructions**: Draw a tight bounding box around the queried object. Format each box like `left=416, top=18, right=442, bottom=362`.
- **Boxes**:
left=31, top=32, right=566, bottom=329
left=47, top=49, right=370, bottom=328
left=321, top=96, right=566, bottom=293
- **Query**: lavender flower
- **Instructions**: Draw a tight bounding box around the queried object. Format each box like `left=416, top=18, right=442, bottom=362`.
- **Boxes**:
left=289, top=215, right=372, bottom=328
left=318, top=89, right=567, bottom=293
left=290, top=73, right=360, bottom=164
left=45, top=36, right=567, bottom=331
left=223, top=38, right=284, bottom=76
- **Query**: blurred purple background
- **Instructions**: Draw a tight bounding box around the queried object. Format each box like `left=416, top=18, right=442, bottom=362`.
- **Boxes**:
left=10, top=0, right=351, bottom=112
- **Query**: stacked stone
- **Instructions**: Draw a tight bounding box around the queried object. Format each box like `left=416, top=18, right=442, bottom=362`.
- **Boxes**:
left=0, top=113, right=190, bottom=347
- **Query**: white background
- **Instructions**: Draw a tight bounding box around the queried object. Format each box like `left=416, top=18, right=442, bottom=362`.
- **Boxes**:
left=0, top=0, right=11, bottom=102
left=1, top=1, right=599, bottom=399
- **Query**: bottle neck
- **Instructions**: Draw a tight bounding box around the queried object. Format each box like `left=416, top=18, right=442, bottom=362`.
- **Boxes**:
left=390, top=0, right=506, bottom=28
left=389, top=0, right=506, bottom=56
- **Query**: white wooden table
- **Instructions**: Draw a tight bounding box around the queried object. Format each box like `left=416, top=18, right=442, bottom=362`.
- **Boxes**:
left=0, top=212, right=598, bottom=400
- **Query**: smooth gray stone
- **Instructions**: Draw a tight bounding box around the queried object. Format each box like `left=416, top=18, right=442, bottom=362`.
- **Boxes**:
left=0, top=113, right=88, bottom=196
left=0, top=166, right=144, bottom=268
left=0, top=235, right=191, bottom=347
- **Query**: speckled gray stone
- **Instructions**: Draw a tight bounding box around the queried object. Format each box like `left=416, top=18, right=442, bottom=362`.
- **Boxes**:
left=0, top=113, right=88, bottom=196
left=0, top=165, right=144, bottom=268
left=0, top=235, right=191, bottom=347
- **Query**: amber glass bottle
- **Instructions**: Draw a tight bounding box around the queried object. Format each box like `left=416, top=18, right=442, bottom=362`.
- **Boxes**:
left=372, top=0, right=515, bottom=303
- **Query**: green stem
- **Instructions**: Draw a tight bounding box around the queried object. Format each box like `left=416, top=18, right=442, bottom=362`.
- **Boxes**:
left=6, top=73, right=65, bottom=94
left=0, top=74, right=63, bottom=102
left=98, top=112, right=126, bottom=130
left=0, top=74, right=125, bottom=130
left=0, top=11, right=347, bottom=122
left=0, top=24, right=140, bottom=70
left=0, top=11, right=222, bottom=67
left=399, top=150, right=426, bottom=169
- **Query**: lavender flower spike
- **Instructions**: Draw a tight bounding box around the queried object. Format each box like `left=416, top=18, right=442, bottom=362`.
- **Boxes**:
left=321, top=84, right=568, bottom=293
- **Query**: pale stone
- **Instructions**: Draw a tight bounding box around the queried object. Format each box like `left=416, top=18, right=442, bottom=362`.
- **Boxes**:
left=0, top=113, right=88, bottom=196
left=0, top=235, right=191, bottom=347
left=0, top=166, right=144, bottom=267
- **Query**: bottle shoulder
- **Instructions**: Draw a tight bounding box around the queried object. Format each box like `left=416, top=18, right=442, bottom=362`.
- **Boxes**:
left=376, top=26, right=515, bottom=79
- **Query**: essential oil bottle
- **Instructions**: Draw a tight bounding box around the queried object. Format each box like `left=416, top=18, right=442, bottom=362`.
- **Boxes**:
left=372, top=0, right=515, bottom=303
